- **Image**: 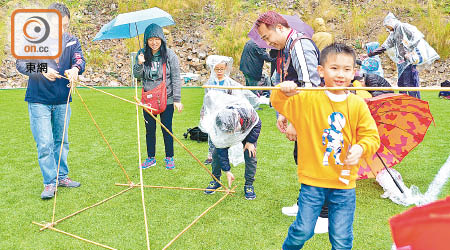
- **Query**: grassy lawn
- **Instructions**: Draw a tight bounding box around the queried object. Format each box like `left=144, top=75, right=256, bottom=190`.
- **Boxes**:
left=0, top=88, right=449, bottom=250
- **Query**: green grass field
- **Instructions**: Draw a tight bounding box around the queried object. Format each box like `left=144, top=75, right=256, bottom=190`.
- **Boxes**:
left=0, top=88, right=449, bottom=250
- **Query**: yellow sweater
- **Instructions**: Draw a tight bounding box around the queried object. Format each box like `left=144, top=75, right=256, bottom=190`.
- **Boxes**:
left=271, top=90, right=380, bottom=189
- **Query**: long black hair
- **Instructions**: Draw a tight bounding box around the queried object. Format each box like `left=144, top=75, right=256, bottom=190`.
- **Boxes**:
left=143, top=39, right=167, bottom=67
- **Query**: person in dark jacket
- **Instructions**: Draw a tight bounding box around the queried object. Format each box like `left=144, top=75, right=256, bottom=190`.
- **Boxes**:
left=16, top=3, right=85, bottom=199
left=360, top=73, right=393, bottom=97
left=133, top=23, right=183, bottom=170
left=204, top=105, right=261, bottom=200
left=239, top=40, right=275, bottom=95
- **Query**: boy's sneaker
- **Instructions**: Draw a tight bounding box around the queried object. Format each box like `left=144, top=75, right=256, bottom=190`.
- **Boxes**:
left=244, top=185, right=256, bottom=200
left=41, top=184, right=56, bottom=199
left=282, top=203, right=298, bottom=216
left=164, top=157, right=175, bottom=170
left=141, top=157, right=156, bottom=169
left=58, top=177, right=81, bottom=188
left=204, top=181, right=220, bottom=194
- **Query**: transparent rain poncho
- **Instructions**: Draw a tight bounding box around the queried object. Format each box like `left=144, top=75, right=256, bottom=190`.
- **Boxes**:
left=376, top=155, right=450, bottom=206
left=200, top=55, right=260, bottom=130
left=200, top=91, right=259, bottom=149
left=202, top=55, right=260, bottom=108
left=382, top=12, right=439, bottom=76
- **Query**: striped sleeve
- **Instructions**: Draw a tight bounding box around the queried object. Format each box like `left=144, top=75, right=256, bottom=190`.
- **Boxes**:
left=290, top=38, right=321, bottom=87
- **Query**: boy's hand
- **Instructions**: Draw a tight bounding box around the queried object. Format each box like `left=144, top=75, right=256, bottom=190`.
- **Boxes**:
left=344, top=144, right=364, bottom=166
left=225, top=171, right=235, bottom=188
left=279, top=81, right=299, bottom=97
left=276, top=114, right=287, bottom=133
left=285, top=123, right=297, bottom=141
left=244, top=142, right=256, bottom=158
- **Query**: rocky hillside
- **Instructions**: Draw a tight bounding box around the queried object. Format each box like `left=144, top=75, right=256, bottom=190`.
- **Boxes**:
left=1, top=0, right=448, bottom=88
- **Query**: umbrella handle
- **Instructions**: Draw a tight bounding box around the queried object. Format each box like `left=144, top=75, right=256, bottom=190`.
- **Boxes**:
left=376, top=152, right=404, bottom=193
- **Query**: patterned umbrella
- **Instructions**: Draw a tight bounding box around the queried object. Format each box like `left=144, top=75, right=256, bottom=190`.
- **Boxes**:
left=390, top=196, right=450, bottom=250
left=358, top=94, right=434, bottom=182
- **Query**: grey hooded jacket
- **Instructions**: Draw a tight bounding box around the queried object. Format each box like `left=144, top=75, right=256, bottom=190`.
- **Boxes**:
left=133, top=24, right=181, bottom=104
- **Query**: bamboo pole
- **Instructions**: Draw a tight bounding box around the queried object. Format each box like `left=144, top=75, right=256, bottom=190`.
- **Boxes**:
left=114, top=183, right=236, bottom=193
left=134, top=79, right=151, bottom=250
left=202, top=85, right=450, bottom=92
left=133, top=97, right=228, bottom=191
left=51, top=80, right=74, bottom=225
left=37, top=187, right=133, bottom=231
left=60, top=78, right=156, bottom=111
left=32, top=222, right=117, bottom=250
left=74, top=88, right=132, bottom=184
left=162, top=186, right=237, bottom=250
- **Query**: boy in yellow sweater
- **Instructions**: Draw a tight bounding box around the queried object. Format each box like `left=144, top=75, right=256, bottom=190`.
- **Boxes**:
left=271, top=43, right=380, bottom=250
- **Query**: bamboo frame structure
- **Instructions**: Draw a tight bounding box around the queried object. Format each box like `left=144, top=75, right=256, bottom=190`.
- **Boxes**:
left=115, top=183, right=235, bottom=193
left=33, top=77, right=236, bottom=249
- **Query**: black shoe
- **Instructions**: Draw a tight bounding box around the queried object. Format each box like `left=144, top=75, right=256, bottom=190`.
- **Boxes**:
left=244, top=185, right=256, bottom=200
left=204, top=181, right=220, bottom=194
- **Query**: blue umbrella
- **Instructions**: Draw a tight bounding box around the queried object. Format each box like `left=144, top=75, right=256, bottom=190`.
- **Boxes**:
left=93, top=7, right=175, bottom=41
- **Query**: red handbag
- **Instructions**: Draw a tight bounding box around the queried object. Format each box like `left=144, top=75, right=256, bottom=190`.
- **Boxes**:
left=141, top=63, right=167, bottom=115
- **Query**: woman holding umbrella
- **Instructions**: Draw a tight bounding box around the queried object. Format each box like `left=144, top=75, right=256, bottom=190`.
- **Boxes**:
left=133, top=23, right=183, bottom=170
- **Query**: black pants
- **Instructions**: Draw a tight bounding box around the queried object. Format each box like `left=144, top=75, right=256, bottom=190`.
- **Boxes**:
left=294, top=141, right=328, bottom=218
left=212, top=142, right=257, bottom=186
left=143, top=104, right=174, bottom=158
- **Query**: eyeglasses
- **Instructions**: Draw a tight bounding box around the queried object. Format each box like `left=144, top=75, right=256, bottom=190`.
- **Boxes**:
left=214, top=68, right=226, bottom=72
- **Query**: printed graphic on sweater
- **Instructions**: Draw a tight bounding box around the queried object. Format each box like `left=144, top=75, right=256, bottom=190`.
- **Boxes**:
left=322, top=112, right=346, bottom=166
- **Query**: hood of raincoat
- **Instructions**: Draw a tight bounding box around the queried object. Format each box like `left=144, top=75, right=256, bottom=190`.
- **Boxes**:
left=206, top=55, right=233, bottom=82
left=143, top=23, right=167, bottom=49
left=383, top=12, right=401, bottom=30
left=365, top=42, right=380, bottom=54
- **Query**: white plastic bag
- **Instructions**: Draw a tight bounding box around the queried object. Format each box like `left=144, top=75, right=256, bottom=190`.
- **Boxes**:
left=228, top=143, right=244, bottom=166
left=405, top=39, right=440, bottom=66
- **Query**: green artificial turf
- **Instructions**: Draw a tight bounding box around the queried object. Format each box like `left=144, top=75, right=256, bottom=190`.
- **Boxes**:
left=0, top=88, right=448, bottom=250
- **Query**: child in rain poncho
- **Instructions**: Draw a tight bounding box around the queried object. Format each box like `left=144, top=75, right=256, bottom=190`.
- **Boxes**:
left=360, top=42, right=384, bottom=77
left=200, top=55, right=259, bottom=164
left=365, top=12, right=439, bottom=99
left=202, top=91, right=261, bottom=200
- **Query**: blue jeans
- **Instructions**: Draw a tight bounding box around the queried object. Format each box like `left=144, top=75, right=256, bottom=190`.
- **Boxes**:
left=282, top=184, right=356, bottom=250
left=28, top=103, right=71, bottom=185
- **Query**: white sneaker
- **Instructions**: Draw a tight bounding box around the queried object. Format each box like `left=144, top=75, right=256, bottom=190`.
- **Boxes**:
left=282, top=203, right=298, bottom=216
left=314, top=217, right=328, bottom=234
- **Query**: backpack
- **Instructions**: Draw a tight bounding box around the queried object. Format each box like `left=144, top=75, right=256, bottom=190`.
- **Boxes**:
left=141, top=63, right=167, bottom=115
left=438, top=80, right=450, bottom=100
left=183, top=127, right=208, bottom=142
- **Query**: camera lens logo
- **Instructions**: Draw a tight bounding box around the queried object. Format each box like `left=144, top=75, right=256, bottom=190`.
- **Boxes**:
left=23, top=16, right=50, bottom=44
left=11, top=9, right=62, bottom=59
